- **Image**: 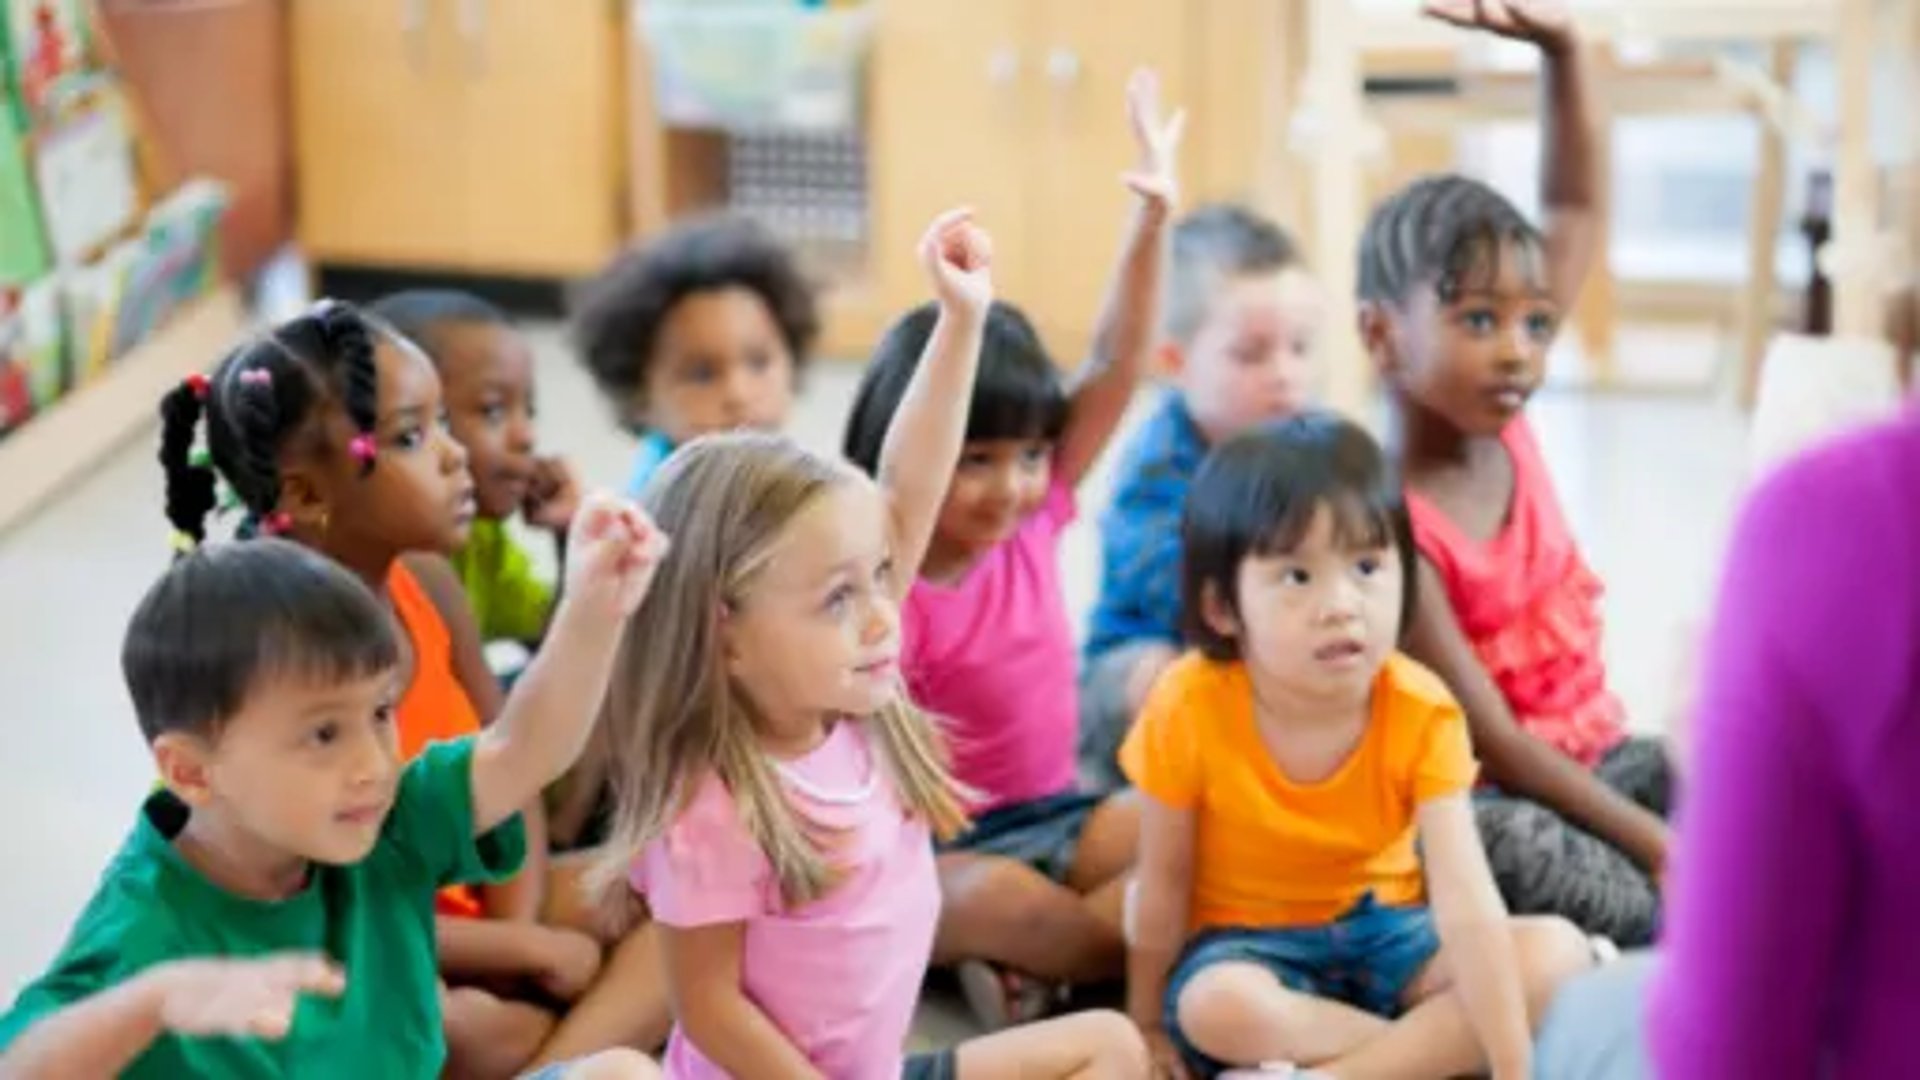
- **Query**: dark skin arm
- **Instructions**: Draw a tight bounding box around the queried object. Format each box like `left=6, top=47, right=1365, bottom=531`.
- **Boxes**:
left=1423, top=0, right=1602, bottom=310
left=1405, top=558, right=1667, bottom=874
left=1535, top=25, right=1602, bottom=310
left=403, top=552, right=550, bottom=921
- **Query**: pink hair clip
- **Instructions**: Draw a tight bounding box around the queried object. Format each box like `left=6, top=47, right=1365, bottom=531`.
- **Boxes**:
left=348, top=433, right=378, bottom=465
left=184, top=373, right=210, bottom=400
left=239, top=369, right=272, bottom=388
left=261, top=511, right=293, bottom=536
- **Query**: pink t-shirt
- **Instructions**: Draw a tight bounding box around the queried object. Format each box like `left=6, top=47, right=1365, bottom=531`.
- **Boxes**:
left=630, top=721, right=940, bottom=1080
left=1405, top=419, right=1626, bottom=767
left=902, top=480, right=1080, bottom=813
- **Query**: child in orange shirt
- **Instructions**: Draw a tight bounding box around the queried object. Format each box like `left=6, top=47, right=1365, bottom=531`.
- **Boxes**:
left=1124, top=413, right=1590, bottom=1079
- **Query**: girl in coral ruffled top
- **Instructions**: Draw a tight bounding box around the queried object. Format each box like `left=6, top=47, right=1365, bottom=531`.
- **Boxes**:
left=1354, top=0, right=1671, bottom=952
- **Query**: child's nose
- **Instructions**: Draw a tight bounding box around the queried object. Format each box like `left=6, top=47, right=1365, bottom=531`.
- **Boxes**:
left=439, top=429, right=470, bottom=472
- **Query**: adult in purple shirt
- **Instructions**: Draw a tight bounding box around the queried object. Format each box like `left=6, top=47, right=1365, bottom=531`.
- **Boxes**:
left=1652, top=405, right=1920, bottom=1076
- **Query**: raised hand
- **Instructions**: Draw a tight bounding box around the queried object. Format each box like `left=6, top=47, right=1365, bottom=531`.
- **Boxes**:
left=1121, top=68, right=1187, bottom=211
left=524, top=455, right=584, bottom=535
left=1423, top=0, right=1575, bottom=53
left=919, top=207, right=994, bottom=318
left=563, top=492, right=670, bottom=619
left=155, top=955, right=345, bottom=1041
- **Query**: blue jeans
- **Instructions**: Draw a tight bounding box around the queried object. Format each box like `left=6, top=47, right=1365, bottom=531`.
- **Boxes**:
left=1165, top=894, right=1441, bottom=1077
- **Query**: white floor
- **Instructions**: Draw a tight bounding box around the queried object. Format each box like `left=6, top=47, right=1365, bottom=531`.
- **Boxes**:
left=0, top=322, right=1753, bottom=1010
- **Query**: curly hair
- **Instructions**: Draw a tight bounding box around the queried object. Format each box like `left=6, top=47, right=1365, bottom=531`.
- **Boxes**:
left=571, top=214, right=819, bottom=425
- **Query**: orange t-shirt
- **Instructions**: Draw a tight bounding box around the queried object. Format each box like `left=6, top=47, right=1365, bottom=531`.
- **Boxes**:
left=1121, top=652, right=1477, bottom=931
left=389, top=561, right=488, bottom=918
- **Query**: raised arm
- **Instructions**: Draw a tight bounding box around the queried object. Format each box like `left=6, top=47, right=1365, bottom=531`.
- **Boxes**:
left=469, top=495, right=668, bottom=833
left=877, top=210, right=993, bottom=599
left=1420, top=793, right=1531, bottom=1078
left=1423, top=0, right=1600, bottom=308
left=1404, top=558, right=1668, bottom=873
left=1053, top=69, right=1185, bottom=488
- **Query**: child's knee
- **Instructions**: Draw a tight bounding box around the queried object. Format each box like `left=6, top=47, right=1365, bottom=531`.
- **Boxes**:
left=1511, top=915, right=1594, bottom=1015
left=1176, top=965, right=1280, bottom=1052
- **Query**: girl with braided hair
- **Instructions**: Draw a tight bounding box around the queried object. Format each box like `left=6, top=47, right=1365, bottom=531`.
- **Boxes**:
left=1356, top=0, right=1674, bottom=953
left=156, top=300, right=664, bottom=1077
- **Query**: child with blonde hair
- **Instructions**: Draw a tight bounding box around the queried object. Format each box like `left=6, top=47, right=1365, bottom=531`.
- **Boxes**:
left=841, top=69, right=1182, bottom=1023
left=590, top=210, right=1147, bottom=1079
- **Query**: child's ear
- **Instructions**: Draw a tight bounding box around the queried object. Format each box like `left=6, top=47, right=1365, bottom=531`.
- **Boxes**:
left=153, top=733, right=218, bottom=808
left=277, top=464, right=331, bottom=532
left=1357, top=302, right=1400, bottom=381
left=1199, top=579, right=1241, bottom=642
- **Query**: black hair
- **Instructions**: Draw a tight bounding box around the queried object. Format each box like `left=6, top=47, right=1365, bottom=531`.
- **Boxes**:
left=1181, top=411, right=1416, bottom=660
left=122, top=538, right=402, bottom=742
left=1356, top=174, right=1546, bottom=306
left=367, top=289, right=510, bottom=368
left=1167, top=204, right=1303, bottom=343
left=159, top=300, right=386, bottom=545
left=841, top=300, right=1069, bottom=476
left=572, top=214, right=819, bottom=425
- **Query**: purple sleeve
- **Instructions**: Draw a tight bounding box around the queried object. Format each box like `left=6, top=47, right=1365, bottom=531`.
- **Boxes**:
left=1651, top=442, right=1894, bottom=1075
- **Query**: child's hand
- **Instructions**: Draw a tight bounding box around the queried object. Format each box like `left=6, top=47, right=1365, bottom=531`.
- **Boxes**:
left=524, top=455, right=584, bottom=535
left=153, top=954, right=345, bottom=1040
left=527, top=926, right=604, bottom=1003
left=1423, top=0, right=1575, bottom=54
left=1121, top=68, right=1187, bottom=214
left=562, top=492, right=671, bottom=620
left=919, top=208, right=994, bottom=319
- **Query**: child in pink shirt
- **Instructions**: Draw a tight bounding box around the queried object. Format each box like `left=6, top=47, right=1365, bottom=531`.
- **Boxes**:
left=590, top=212, right=1145, bottom=1079
left=842, top=71, right=1181, bottom=1022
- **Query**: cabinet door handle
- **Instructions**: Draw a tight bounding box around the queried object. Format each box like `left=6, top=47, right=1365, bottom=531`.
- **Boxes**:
left=1044, top=47, right=1081, bottom=88
left=986, top=45, right=1019, bottom=87
left=458, top=0, right=489, bottom=77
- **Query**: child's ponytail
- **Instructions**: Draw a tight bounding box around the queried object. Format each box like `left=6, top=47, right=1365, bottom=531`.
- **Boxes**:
left=158, top=379, right=217, bottom=548
left=157, top=299, right=391, bottom=547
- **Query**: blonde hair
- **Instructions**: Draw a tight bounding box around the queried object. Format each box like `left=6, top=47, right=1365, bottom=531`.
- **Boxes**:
left=590, top=432, right=967, bottom=911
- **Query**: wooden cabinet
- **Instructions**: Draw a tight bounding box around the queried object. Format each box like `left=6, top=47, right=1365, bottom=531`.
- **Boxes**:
left=867, top=0, right=1194, bottom=363
left=626, top=2, right=1300, bottom=361
left=293, top=0, right=626, bottom=278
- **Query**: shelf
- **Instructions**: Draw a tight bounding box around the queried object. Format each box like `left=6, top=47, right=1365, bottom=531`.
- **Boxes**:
left=0, top=288, right=246, bottom=537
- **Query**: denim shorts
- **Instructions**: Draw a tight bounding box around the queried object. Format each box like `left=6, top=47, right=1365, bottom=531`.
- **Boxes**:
left=902, top=1049, right=958, bottom=1080
left=1165, top=893, right=1441, bottom=1077
left=937, top=790, right=1102, bottom=883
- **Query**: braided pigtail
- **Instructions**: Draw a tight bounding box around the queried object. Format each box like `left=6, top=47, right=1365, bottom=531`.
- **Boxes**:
left=158, top=378, right=216, bottom=551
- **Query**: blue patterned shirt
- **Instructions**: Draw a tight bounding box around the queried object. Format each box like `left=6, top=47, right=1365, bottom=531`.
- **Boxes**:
left=1085, top=391, right=1210, bottom=661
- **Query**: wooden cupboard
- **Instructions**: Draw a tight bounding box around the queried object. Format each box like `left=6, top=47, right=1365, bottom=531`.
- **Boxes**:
left=292, top=0, right=627, bottom=278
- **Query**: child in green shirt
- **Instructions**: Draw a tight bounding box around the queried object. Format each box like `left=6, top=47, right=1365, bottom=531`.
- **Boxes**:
left=371, top=291, right=582, bottom=649
left=0, top=513, right=665, bottom=1077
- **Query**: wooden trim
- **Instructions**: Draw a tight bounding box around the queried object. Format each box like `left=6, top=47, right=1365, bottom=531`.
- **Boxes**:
left=1738, top=42, right=1796, bottom=408
left=0, top=289, right=245, bottom=537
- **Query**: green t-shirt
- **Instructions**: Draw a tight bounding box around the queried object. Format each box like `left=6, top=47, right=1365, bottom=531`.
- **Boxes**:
left=450, top=517, right=555, bottom=646
left=0, top=738, right=525, bottom=1077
